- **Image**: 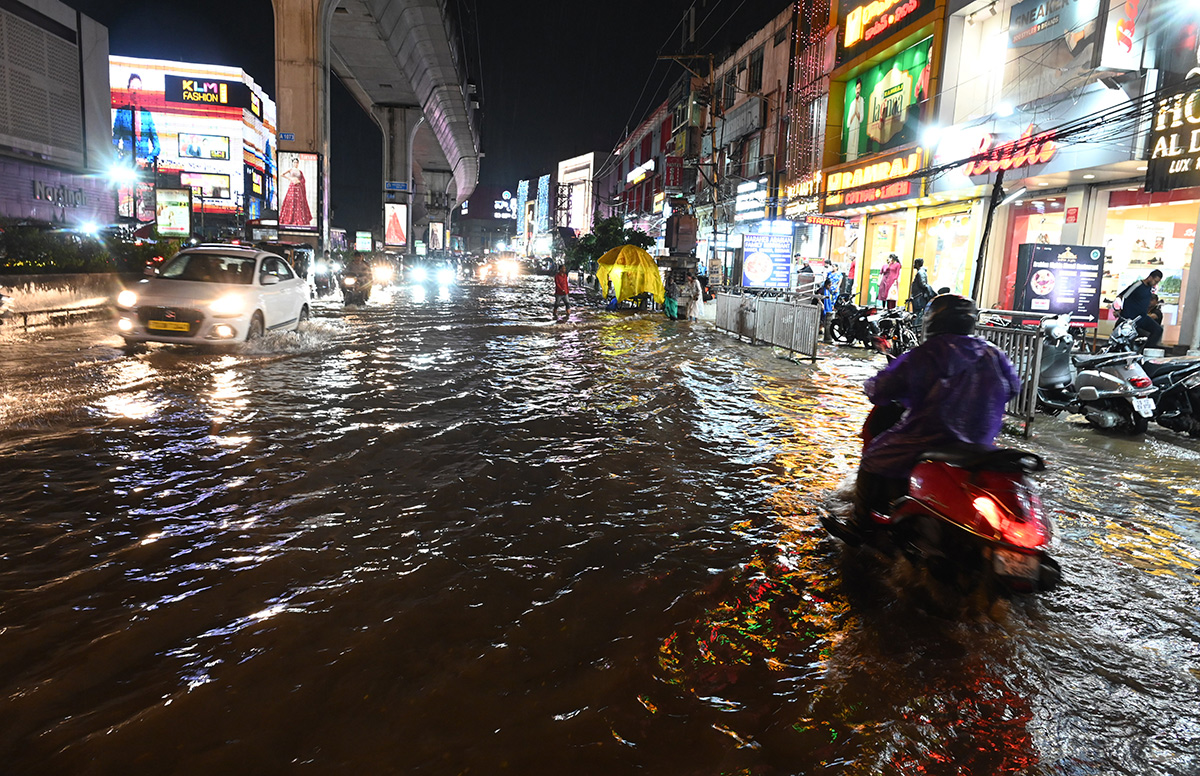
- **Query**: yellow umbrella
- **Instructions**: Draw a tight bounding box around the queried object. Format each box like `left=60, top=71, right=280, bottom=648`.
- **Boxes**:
left=596, top=244, right=665, bottom=304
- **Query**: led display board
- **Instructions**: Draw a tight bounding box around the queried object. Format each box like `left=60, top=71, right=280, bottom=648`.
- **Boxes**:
left=110, top=57, right=276, bottom=218
left=178, top=133, right=229, bottom=160
left=842, top=37, right=932, bottom=163
left=180, top=172, right=231, bottom=199
left=277, top=151, right=320, bottom=231
left=536, top=174, right=551, bottom=233
left=155, top=188, right=192, bottom=236
left=429, top=222, right=445, bottom=251
left=837, top=0, right=936, bottom=63
left=355, top=231, right=373, bottom=252
left=384, top=203, right=408, bottom=247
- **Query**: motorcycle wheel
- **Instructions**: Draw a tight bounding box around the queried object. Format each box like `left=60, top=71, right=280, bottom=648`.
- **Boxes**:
left=1116, top=405, right=1149, bottom=435
left=830, top=319, right=851, bottom=343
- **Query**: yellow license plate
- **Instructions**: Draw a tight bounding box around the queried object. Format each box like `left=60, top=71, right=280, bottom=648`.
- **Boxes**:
left=148, top=320, right=190, bottom=332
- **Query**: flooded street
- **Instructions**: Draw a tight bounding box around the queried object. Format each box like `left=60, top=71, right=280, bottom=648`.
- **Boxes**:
left=1, top=275, right=1197, bottom=775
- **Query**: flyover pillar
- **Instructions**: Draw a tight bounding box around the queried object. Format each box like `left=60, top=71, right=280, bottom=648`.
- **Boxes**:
left=373, top=105, right=424, bottom=254
left=272, top=0, right=333, bottom=251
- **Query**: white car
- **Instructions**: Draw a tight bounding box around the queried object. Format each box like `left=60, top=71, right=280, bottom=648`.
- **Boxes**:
left=116, top=245, right=310, bottom=346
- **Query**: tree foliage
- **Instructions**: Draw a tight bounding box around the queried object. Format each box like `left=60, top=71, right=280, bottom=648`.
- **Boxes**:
left=563, top=217, right=654, bottom=271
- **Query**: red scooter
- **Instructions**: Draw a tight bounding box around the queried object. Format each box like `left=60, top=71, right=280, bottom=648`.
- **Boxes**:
left=821, top=405, right=1062, bottom=595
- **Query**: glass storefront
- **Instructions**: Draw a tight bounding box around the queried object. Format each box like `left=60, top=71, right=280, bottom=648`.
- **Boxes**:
left=861, top=211, right=909, bottom=305
left=914, top=205, right=977, bottom=296
left=1096, top=188, right=1199, bottom=345
left=998, top=187, right=1200, bottom=346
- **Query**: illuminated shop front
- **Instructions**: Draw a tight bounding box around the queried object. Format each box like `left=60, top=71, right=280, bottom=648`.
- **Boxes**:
left=825, top=0, right=946, bottom=305
left=109, top=56, right=276, bottom=233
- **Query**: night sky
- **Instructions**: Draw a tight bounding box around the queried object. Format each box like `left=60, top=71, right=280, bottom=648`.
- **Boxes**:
left=70, top=0, right=790, bottom=232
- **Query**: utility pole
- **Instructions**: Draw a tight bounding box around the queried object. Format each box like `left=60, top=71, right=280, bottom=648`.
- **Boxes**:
left=658, top=52, right=717, bottom=280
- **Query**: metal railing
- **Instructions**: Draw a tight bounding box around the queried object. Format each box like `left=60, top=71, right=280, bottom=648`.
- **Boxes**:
left=974, top=308, right=1050, bottom=438
left=714, top=292, right=821, bottom=361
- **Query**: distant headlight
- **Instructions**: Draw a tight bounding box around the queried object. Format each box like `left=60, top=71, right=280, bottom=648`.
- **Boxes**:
left=343, top=275, right=357, bottom=286
left=210, top=293, right=247, bottom=316
left=436, top=267, right=455, bottom=285
left=410, top=266, right=428, bottom=282
left=117, top=290, right=138, bottom=307
left=372, top=264, right=394, bottom=284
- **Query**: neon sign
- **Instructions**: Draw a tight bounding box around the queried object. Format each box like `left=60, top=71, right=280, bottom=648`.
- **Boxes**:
left=839, top=0, right=932, bottom=60
left=963, top=126, right=1057, bottom=176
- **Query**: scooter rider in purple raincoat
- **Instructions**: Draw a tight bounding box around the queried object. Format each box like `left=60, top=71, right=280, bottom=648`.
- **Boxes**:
left=854, top=294, right=1021, bottom=530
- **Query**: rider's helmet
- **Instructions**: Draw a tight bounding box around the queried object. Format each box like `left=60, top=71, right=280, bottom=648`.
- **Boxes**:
left=925, top=294, right=978, bottom=336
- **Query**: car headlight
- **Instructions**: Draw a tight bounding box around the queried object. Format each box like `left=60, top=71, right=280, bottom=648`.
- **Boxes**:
left=210, top=293, right=247, bottom=316
left=117, top=290, right=138, bottom=308
left=436, top=267, right=455, bottom=285
left=411, top=266, right=428, bottom=282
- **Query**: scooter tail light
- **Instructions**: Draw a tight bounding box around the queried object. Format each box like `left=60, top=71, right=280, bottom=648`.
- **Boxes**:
left=1130, top=376, right=1152, bottom=388
left=974, top=495, right=1048, bottom=549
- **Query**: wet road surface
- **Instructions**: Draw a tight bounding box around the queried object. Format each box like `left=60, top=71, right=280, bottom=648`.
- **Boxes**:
left=0, top=275, right=1197, bottom=775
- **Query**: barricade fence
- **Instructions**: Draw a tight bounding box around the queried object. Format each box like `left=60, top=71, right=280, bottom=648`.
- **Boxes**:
left=714, top=293, right=821, bottom=361
left=974, top=309, right=1048, bottom=438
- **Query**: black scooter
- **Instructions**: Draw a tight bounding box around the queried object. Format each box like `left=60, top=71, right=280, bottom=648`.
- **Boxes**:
left=341, top=273, right=371, bottom=306
left=1107, top=317, right=1200, bottom=437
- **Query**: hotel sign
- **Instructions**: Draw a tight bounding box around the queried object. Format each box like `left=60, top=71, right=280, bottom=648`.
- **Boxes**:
left=838, top=0, right=935, bottom=63
left=824, top=147, right=923, bottom=211
left=1146, top=7, right=1200, bottom=193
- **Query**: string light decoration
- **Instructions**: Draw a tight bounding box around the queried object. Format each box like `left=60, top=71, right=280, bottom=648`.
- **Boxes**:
left=787, top=0, right=832, bottom=190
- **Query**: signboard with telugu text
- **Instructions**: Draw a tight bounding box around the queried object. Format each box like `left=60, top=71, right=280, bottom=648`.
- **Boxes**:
left=837, top=0, right=936, bottom=64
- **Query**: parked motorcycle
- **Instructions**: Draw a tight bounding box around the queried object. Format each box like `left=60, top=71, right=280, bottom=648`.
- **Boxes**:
left=1035, top=314, right=1157, bottom=434
left=820, top=405, right=1061, bottom=595
left=829, top=295, right=888, bottom=350
left=875, top=307, right=920, bottom=358
left=1106, top=317, right=1200, bottom=437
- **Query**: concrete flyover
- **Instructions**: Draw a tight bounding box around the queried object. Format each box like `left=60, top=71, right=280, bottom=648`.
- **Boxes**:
left=272, top=0, right=481, bottom=250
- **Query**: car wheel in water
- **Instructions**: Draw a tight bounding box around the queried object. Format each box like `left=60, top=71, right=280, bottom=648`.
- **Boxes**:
left=298, top=304, right=310, bottom=327
left=247, top=312, right=265, bottom=341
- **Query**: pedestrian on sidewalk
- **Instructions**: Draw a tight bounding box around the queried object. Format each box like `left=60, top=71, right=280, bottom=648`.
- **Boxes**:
left=552, top=264, right=571, bottom=315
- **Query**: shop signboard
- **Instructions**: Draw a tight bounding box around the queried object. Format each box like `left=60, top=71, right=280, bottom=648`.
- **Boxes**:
left=741, top=232, right=792, bottom=288
left=930, top=85, right=1135, bottom=192
left=1099, top=0, right=1152, bottom=71
left=154, top=188, right=192, bottom=236
left=842, top=37, right=933, bottom=163
left=665, top=156, right=683, bottom=190
left=1013, top=243, right=1105, bottom=325
left=824, top=146, right=924, bottom=212
left=837, top=0, right=936, bottom=64
left=355, top=231, right=373, bottom=252
left=1003, top=0, right=1101, bottom=107
left=1145, top=7, right=1200, bottom=193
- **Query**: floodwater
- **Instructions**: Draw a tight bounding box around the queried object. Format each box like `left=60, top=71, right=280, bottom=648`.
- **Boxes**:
left=0, top=274, right=1197, bottom=775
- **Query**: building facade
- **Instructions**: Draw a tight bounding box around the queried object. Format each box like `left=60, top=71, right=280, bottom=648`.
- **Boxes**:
left=0, top=0, right=113, bottom=231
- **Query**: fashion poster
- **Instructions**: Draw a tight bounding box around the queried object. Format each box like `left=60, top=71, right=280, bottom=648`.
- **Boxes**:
left=277, top=151, right=319, bottom=231
left=384, top=203, right=407, bottom=247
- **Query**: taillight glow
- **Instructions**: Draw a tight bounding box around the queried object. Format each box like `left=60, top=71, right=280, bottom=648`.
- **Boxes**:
left=1130, top=376, right=1152, bottom=388
left=975, top=495, right=1048, bottom=548
left=973, top=496, right=1003, bottom=531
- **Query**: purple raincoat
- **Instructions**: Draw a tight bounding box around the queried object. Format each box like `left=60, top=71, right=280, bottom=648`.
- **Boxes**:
left=861, top=334, right=1021, bottom=478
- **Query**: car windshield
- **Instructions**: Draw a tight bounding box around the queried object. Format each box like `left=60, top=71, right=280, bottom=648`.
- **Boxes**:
left=161, top=253, right=256, bottom=284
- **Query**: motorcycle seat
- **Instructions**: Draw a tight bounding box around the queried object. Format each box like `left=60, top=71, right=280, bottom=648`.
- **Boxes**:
left=1073, top=352, right=1137, bottom=369
left=920, top=445, right=1045, bottom=473
left=1141, top=358, right=1200, bottom=379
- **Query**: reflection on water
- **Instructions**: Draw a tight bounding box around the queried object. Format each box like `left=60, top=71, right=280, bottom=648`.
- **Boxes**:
left=0, top=279, right=1196, bottom=775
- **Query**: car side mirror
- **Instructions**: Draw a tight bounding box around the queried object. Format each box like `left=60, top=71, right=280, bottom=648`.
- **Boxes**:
left=260, top=274, right=280, bottom=286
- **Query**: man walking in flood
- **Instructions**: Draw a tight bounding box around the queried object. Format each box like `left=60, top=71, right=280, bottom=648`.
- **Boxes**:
left=552, top=264, right=571, bottom=316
